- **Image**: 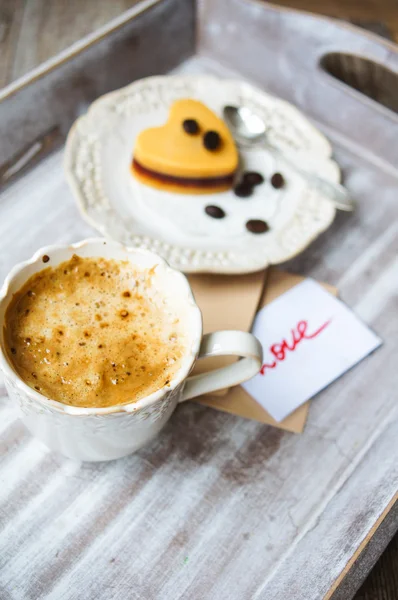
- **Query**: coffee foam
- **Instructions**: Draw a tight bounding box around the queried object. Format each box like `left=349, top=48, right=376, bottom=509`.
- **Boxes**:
left=4, top=255, right=186, bottom=408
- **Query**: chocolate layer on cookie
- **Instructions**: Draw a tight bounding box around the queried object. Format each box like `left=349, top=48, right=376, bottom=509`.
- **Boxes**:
left=132, top=159, right=235, bottom=190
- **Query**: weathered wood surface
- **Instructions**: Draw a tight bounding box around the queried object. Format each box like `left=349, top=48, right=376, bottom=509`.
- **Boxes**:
left=1, top=0, right=398, bottom=89
left=274, top=0, right=398, bottom=42
left=331, top=496, right=398, bottom=600
left=0, top=2, right=398, bottom=599
left=0, top=0, right=142, bottom=88
left=0, top=0, right=195, bottom=172
left=355, top=530, right=398, bottom=600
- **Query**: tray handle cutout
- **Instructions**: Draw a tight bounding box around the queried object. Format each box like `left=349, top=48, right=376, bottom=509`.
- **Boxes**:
left=320, top=52, right=398, bottom=114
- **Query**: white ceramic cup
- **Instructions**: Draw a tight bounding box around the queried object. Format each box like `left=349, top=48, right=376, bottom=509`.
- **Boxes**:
left=0, top=239, right=262, bottom=461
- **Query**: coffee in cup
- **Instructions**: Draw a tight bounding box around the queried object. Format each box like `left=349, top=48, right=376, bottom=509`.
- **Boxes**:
left=4, top=254, right=186, bottom=408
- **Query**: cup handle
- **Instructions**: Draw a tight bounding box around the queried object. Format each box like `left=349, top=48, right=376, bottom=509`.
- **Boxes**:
left=179, top=331, right=263, bottom=402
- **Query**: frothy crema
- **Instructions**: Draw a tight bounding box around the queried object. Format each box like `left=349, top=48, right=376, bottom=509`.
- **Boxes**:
left=4, top=255, right=185, bottom=408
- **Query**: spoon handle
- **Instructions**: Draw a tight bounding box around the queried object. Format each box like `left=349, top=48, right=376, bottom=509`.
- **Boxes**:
left=240, top=138, right=355, bottom=212
left=303, top=173, right=354, bottom=212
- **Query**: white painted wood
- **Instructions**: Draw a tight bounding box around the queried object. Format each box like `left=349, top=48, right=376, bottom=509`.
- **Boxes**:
left=0, top=6, right=398, bottom=599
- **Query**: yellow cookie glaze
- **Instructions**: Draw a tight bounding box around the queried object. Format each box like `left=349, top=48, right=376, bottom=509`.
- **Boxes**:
left=133, top=99, right=239, bottom=183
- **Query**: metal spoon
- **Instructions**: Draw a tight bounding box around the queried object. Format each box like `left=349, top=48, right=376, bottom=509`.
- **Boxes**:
left=223, top=105, right=354, bottom=212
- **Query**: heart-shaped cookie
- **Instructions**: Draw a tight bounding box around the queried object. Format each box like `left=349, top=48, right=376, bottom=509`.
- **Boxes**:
left=132, top=99, right=239, bottom=194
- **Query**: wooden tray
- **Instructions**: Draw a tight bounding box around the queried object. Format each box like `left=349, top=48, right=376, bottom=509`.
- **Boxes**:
left=0, top=1, right=397, bottom=598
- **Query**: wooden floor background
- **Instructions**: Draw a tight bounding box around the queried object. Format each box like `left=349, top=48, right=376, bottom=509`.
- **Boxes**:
left=0, top=0, right=397, bottom=598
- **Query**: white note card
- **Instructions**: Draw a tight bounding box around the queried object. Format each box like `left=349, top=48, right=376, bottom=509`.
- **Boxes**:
left=242, top=279, right=382, bottom=422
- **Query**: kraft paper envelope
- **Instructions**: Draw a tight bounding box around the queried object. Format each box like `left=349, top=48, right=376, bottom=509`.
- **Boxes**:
left=194, top=268, right=337, bottom=434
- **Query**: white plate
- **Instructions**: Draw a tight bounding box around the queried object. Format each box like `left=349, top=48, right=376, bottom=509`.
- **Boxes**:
left=65, top=75, right=338, bottom=274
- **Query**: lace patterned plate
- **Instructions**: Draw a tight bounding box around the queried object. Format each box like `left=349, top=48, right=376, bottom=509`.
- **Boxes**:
left=65, top=75, right=338, bottom=274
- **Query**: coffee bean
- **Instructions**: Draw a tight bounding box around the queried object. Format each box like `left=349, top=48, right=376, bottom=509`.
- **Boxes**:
left=234, top=183, right=253, bottom=198
left=271, top=173, right=285, bottom=189
left=183, top=119, right=199, bottom=135
left=243, top=171, right=264, bottom=186
left=205, top=205, right=226, bottom=219
left=203, top=130, right=221, bottom=151
left=246, top=219, right=269, bottom=234
left=42, top=255, right=50, bottom=263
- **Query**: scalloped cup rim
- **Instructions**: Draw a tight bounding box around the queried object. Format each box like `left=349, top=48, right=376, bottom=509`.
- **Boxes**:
left=0, top=237, right=202, bottom=416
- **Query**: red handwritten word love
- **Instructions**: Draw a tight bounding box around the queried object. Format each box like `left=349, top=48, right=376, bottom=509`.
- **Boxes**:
left=260, top=319, right=331, bottom=375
